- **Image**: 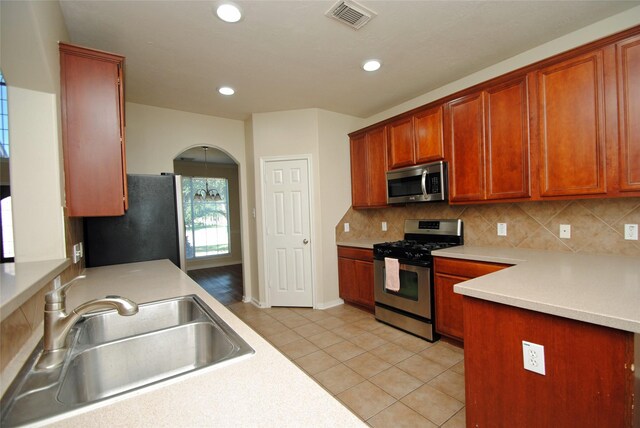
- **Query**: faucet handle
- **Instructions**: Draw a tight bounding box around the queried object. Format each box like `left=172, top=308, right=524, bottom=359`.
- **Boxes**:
left=45, top=275, right=87, bottom=307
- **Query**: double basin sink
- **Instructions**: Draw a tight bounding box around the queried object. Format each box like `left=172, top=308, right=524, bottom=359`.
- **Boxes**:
left=1, top=295, right=254, bottom=426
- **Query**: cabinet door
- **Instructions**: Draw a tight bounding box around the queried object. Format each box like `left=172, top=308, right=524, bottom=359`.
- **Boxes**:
left=60, top=43, right=126, bottom=217
left=485, top=77, right=531, bottom=200
left=616, top=35, right=640, bottom=192
left=448, top=93, right=485, bottom=202
left=434, top=273, right=466, bottom=341
left=414, top=106, right=444, bottom=163
left=355, top=260, right=374, bottom=308
left=338, top=257, right=358, bottom=302
left=350, top=134, right=369, bottom=208
left=366, top=126, right=389, bottom=207
left=538, top=50, right=607, bottom=197
left=387, top=117, right=415, bottom=169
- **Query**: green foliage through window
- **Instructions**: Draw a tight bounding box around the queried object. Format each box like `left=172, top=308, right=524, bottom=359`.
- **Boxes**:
left=182, top=176, right=230, bottom=258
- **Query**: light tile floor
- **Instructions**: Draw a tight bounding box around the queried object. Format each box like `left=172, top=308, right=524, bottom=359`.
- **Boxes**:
left=227, top=302, right=466, bottom=427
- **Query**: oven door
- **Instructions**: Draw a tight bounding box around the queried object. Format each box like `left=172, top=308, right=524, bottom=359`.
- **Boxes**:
left=373, top=259, right=432, bottom=319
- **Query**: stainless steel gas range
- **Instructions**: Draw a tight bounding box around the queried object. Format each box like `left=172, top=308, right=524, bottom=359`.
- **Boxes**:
left=373, top=219, right=463, bottom=341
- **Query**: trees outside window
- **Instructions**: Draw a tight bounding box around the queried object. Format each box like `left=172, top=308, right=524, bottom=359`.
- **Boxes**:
left=182, top=176, right=229, bottom=259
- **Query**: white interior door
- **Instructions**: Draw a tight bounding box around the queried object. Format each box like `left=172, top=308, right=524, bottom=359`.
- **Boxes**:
left=264, top=158, right=313, bottom=307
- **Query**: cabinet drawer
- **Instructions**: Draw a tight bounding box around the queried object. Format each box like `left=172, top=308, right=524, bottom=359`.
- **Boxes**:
left=434, top=257, right=510, bottom=277
left=337, top=246, right=373, bottom=261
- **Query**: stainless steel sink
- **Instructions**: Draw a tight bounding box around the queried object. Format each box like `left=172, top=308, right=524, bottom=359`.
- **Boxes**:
left=77, top=295, right=208, bottom=344
left=0, top=295, right=254, bottom=427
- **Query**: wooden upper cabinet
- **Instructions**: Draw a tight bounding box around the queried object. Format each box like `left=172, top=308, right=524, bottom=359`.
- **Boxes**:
left=616, top=35, right=640, bottom=192
left=447, top=76, right=531, bottom=203
left=350, top=126, right=388, bottom=208
left=60, top=43, right=127, bottom=217
left=537, top=49, right=607, bottom=197
left=387, top=107, right=444, bottom=170
left=387, top=117, right=415, bottom=169
left=350, top=134, right=369, bottom=208
left=485, top=77, right=531, bottom=200
left=414, top=106, right=444, bottom=164
left=447, top=92, right=485, bottom=202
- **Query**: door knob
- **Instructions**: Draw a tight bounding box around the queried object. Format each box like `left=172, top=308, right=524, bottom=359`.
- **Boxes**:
left=303, top=239, right=309, bottom=244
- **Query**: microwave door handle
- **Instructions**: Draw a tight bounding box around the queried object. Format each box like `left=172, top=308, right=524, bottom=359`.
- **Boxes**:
left=421, top=169, right=427, bottom=196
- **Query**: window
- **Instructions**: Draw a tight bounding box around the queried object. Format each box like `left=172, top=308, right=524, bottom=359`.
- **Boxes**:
left=182, top=176, right=229, bottom=258
left=0, top=73, right=8, bottom=159
left=1, top=72, right=13, bottom=262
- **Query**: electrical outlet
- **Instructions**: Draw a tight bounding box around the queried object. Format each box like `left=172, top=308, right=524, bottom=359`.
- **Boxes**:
left=559, top=224, right=571, bottom=239
left=382, top=221, right=388, bottom=232
left=497, top=223, right=507, bottom=236
left=344, top=223, right=350, bottom=233
left=72, top=243, right=82, bottom=264
left=78, top=242, right=84, bottom=258
left=624, top=224, right=638, bottom=240
left=522, top=341, right=546, bottom=375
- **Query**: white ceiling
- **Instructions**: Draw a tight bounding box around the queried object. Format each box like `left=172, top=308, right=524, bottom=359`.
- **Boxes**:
left=59, top=1, right=639, bottom=121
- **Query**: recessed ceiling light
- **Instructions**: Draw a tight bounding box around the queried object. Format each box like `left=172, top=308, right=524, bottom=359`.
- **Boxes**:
left=218, top=86, right=235, bottom=96
left=363, top=60, right=381, bottom=72
left=216, top=3, right=242, bottom=23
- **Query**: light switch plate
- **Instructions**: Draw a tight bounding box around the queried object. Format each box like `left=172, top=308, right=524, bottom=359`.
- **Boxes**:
left=382, top=221, right=387, bottom=231
left=344, top=223, right=350, bottom=232
left=522, top=341, right=546, bottom=375
left=497, top=223, right=507, bottom=236
left=559, top=224, right=571, bottom=239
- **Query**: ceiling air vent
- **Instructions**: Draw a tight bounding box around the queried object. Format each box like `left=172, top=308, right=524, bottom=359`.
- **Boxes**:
left=326, top=0, right=376, bottom=30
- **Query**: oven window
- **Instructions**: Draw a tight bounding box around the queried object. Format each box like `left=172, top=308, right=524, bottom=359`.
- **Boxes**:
left=386, top=269, right=419, bottom=301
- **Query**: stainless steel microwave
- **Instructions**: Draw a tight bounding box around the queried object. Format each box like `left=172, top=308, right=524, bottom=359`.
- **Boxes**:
left=386, top=161, right=448, bottom=204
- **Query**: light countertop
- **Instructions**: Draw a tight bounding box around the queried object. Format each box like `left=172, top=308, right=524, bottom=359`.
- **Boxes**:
left=433, top=246, right=640, bottom=334
left=0, top=259, right=70, bottom=322
left=336, top=239, right=380, bottom=249
left=4, top=260, right=364, bottom=427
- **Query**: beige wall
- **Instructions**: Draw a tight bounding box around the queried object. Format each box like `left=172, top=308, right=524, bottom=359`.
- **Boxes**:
left=124, top=102, right=255, bottom=300
left=316, top=110, right=363, bottom=305
left=173, top=160, right=242, bottom=269
left=244, top=118, right=259, bottom=302
left=0, top=0, right=85, bottom=371
left=250, top=108, right=362, bottom=308
left=1, top=0, right=69, bottom=262
left=8, top=87, right=65, bottom=261
left=363, top=5, right=640, bottom=128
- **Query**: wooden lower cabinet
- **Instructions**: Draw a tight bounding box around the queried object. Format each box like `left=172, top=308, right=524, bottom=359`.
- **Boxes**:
left=337, top=246, right=374, bottom=311
left=463, top=297, right=634, bottom=427
left=433, top=257, right=509, bottom=341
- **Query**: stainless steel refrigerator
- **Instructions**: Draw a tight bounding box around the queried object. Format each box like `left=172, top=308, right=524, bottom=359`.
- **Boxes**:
left=84, top=174, right=186, bottom=271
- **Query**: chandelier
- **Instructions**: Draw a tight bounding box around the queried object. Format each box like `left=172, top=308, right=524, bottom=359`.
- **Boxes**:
left=193, top=146, right=222, bottom=202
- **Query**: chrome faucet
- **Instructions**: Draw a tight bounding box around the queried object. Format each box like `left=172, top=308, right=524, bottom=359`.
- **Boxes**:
left=37, top=275, right=138, bottom=369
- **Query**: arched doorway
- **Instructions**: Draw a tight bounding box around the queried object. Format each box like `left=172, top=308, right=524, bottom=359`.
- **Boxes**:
left=173, top=146, right=244, bottom=305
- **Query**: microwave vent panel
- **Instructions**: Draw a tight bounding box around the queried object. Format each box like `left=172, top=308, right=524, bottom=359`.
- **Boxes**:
left=326, top=0, right=376, bottom=30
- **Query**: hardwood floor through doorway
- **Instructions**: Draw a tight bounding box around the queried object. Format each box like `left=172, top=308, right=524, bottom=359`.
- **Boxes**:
left=188, top=264, right=243, bottom=305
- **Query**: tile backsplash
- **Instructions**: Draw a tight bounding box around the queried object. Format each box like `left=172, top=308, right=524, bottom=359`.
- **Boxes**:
left=336, top=198, right=640, bottom=257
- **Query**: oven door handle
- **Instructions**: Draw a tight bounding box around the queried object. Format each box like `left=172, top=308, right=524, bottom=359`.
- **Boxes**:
left=421, top=169, right=427, bottom=197
left=397, top=262, right=428, bottom=274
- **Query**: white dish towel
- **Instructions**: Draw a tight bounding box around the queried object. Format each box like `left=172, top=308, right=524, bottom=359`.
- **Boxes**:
left=384, top=257, right=400, bottom=292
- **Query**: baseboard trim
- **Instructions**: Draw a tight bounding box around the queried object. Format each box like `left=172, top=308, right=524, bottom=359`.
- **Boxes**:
left=251, top=297, right=267, bottom=308
left=315, top=299, right=344, bottom=310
